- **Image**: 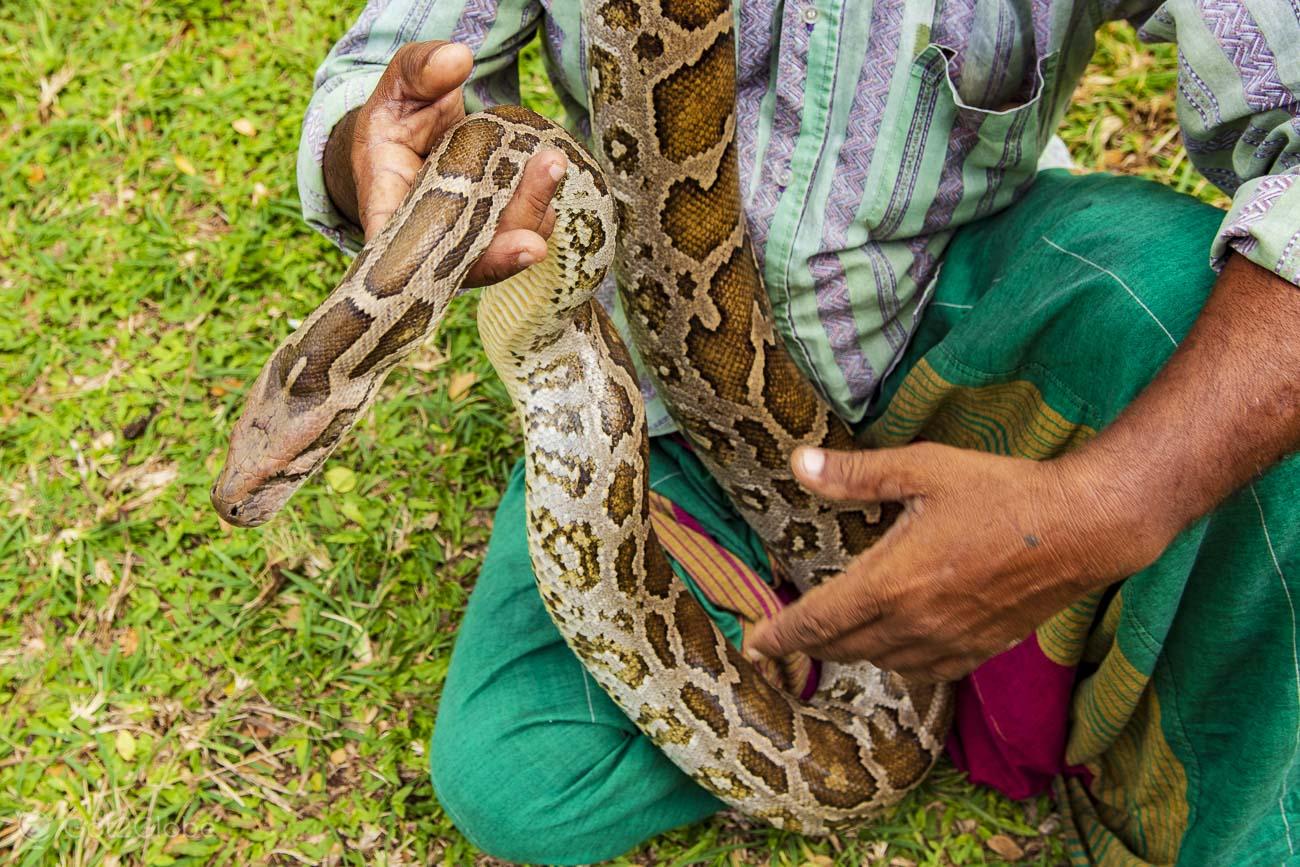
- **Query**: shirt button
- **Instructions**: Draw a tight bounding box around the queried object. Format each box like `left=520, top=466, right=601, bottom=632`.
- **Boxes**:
left=801, top=6, right=818, bottom=23
left=778, top=168, right=793, bottom=186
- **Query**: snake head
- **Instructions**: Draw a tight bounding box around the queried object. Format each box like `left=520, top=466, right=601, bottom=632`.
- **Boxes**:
left=211, top=329, right=369, bottom=527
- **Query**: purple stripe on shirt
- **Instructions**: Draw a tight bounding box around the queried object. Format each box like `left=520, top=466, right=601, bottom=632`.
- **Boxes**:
left=743, top=1, right=811, bottom=257
left=451, top=0, right=500, bottom=52
left=1223, top=173, right=1298, bottom=254
left=803, top=0, right=907, bottom=403
left=1202, top=0, right=1298, bottom=112
left=330, top=0, right=393, bottom=70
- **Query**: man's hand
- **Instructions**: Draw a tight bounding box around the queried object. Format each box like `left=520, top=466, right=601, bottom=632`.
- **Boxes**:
left=743, top=443, right=1177, bottom=683
left=323, top=41, right=566, bottom=287
left=746, top=256, right=1300, bottom=684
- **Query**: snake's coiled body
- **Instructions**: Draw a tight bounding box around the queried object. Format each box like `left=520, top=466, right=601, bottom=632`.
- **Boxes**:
left=213, top=0, right=951, bottom=833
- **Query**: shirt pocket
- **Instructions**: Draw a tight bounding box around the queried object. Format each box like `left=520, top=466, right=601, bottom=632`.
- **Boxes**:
left=862, top=42, right=1060, bottom=241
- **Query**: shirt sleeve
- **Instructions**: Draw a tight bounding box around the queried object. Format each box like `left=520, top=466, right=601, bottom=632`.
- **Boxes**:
left=1136, top=2, right=1300, bottom=286
left=296, top=0, right=545, bottom=253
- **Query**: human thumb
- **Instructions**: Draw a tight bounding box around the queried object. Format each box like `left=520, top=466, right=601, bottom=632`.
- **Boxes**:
left=791, top=445, right=934, bottom=503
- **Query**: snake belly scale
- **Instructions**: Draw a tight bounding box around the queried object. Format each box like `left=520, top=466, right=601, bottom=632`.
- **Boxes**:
left=213, top=0, right=951, bottom=834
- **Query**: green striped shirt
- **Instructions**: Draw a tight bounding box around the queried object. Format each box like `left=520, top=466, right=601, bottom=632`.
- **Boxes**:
left=298, top=0, right=1300, bottom=433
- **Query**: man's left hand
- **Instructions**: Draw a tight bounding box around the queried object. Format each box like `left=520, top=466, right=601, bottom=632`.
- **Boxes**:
left=743, top=443, right=1177, bottom=683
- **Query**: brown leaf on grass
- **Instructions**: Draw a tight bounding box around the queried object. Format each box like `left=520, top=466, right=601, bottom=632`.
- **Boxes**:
left=99, top=459, right=179, bottom=519
left=280, top=605, right=301, bottom=630
left=232, top=117, right=257, bottom=137
left=122, top=404, right=159, bottom=440
left=860, top=840, right=888, bottom=865
left=408, top=343, right=450, bottom=371
left=105, top=459, right=179, bottom=496
left=1095, top=115, right=1125, bottom=149
left=93, top=557, right=115, bottom=585
left=216, top=41, right=253, bottom=59
left=38, top=66, right=75, bottom=123
left=448, top=370, right=478, bottom=401
left=24, top=164, right=45, bottom=184
left=986, top=834, right=1025, bottom=861
left=242, top=564, right=286, bottom=613
left=117, top=627, right=139, bottom=656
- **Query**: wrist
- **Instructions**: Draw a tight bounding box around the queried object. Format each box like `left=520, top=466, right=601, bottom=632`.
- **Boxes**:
left=323, top=108, right=363, bottom=227
left=1048, top=444, right=1184, bottom=581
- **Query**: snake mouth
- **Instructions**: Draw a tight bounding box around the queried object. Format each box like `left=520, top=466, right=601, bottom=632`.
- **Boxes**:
left=211, top=465, right=304, bottom=528
left=212, top=464, right=317, bottom=527
left=211, top=420, right=319, bottom=528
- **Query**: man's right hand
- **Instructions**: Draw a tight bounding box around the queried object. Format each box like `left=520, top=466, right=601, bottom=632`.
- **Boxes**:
left=323, top=41, right=567, bottom=287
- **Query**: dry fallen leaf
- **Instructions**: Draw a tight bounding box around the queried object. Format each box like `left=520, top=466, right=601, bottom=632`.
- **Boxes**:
left=448, top=370, right=478, bottom=401
left=174, top=154, right=197, bottom=176
left=353, top=632, right=374, bottom=665
left=986, top=834, right=1025, bottom=861
left=38, top=66, right=76, bottom=122
left=217, top=41, right=253, bottom=59
left=860, top=840, right=888, bottom=863
left=25, top=164, right=46, bottom=184
left=232, top=117, right=257, bottom=137
left=93, top=558, right=115, bottom=585
left=1096, top=115, right=1124, bottom=148
left=117, top=627, right=139, bottom=656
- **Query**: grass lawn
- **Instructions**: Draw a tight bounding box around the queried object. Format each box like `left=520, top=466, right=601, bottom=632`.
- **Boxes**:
left=0, top=2, right=1226, bottom=864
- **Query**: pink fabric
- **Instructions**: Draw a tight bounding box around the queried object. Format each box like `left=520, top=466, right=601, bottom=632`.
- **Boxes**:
left=945, top=634, right=1090, bottom=799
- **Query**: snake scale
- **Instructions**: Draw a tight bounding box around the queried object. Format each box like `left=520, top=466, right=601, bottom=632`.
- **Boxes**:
left=213, top=0, right=951, bottom=833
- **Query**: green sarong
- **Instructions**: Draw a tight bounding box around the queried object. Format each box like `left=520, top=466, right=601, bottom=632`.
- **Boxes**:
left=430, top=170, right=1300, bottom=865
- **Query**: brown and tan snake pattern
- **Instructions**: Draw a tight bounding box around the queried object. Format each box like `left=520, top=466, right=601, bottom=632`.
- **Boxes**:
left=212, top=0, right=950, bottom=833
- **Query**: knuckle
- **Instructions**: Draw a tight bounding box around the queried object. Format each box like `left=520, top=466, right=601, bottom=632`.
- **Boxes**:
left=892, top=617, right=929, bottom=642
left=525, top=187, right=553, bottom=215
left=845, top=584, right=884, bottom=624
left=781, top=615, right=836, bottom=650
left=387, top=45, right=420, bottom=88
left=394, top=42, right=428, bottom=73
left=910, top=608, right=946, bottom=636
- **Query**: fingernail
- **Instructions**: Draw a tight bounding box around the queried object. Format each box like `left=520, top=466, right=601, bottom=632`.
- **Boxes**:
left=799, top=448, right=825, bottom=479
left=548, top=162, right=565, bottom=182
left=516, top=250, right=539, bottom=268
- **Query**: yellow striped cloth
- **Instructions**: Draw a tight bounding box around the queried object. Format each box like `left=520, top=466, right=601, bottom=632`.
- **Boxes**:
left=647, top=490, right=816, bottom=698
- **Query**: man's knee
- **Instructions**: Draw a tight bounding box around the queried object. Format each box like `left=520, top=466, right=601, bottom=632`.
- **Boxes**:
left=429, top=713, right=641, bottom=864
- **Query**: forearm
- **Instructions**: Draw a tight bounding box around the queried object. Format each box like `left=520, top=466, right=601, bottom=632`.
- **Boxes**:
left=1063, top=254, right=1300, bottom=544
left=323, top=108, right=362, bottom=227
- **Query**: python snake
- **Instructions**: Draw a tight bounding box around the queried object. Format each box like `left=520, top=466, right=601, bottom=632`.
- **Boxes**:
left=213, top=0, right=951, bottom=833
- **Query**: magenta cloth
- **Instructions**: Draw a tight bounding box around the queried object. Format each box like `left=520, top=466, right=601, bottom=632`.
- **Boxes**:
left=945, top=634, right=1089, bottom=799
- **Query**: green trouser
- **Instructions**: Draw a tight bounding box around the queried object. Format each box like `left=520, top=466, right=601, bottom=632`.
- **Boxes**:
left=430, top=171, right=1300, bottom=865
